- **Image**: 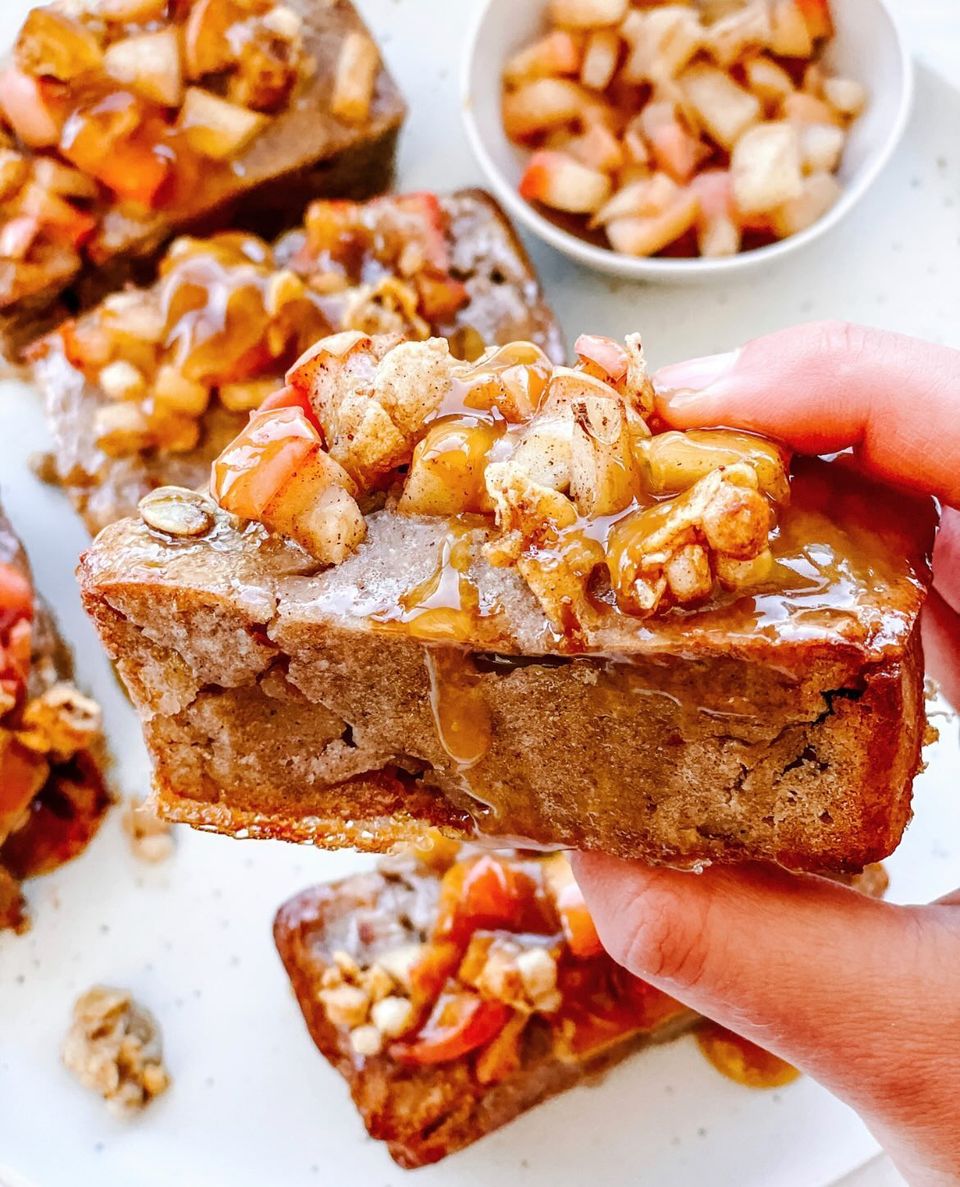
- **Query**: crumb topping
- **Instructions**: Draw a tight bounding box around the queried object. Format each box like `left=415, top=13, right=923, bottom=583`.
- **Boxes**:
left=62, top=985, right=170, bottom=1115
left=122, top=796, right=175, bottom=862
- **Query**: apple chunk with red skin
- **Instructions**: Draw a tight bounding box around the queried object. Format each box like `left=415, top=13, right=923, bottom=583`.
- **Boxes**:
left=520, top=150, right=612, bottom=214
left=212, top=407, right=365, bottom=564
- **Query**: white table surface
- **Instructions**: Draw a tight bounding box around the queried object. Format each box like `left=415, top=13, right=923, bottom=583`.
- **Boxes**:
left=0, top=2, right=958, bottom=1186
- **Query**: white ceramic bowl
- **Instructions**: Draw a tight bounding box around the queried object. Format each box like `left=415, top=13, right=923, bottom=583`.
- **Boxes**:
left=461, top=0, right=913, bottom=282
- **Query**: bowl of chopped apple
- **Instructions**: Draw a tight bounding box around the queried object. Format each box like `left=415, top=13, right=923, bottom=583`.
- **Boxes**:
left=462, top=0, right=912, bottom=279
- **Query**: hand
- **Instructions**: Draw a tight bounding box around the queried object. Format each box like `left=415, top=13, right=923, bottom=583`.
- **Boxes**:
left=574, top=322, right=960, bottom=1187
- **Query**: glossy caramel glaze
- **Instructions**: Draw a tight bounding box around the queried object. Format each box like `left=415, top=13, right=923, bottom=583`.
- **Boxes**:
left=696, top=1021, right=800, bottom=1089
left=306, top=454, right=936, bottom=794
left=312, top=454, right=935, bottom=658
left=39, top=190, right=565, bottom=534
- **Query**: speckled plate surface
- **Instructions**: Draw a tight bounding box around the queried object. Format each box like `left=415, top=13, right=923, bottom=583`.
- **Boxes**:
left=1, top=2, right=959, bottom=1185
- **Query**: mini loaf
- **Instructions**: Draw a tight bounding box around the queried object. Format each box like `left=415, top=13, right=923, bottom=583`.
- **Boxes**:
left=0, top=0, right=406, bottom=358
left=0, top=506, right=108, bottom=932
left=275, top=840, right=887, bottom=1165
left=274, top=842, right=695, bottom=1167
left=78, top=332, right=937, bottom=873
left=34, top=189, right=564, bottom=532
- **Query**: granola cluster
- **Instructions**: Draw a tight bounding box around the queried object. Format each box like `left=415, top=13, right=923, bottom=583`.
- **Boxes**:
left=318, top=945, right=419, bottom=1059
left=202, top=330, right=789, bottom=633
left=62, top=985, right=170, bottom=1116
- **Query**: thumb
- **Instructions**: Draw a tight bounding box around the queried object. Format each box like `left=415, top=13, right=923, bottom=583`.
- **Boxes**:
left=572, top=852, right=960, bottom=1182
left=653, top=320, right=960, bottom=507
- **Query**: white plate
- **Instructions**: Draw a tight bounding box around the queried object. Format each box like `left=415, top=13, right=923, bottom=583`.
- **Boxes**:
left=1, top=2, right=958, bottom=1186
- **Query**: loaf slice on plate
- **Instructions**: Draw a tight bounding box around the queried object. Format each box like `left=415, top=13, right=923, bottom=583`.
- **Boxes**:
left=274, top=841, right=888, bottom=1166
left=34, top=189, right=564, bottom=532
left=0, top=506, right=108, bottom=932
left=0, top=0, right=406, bottom=358
left=274, top=842, right=696, bottom=1168
left=78, top=332, right=936, bottom=873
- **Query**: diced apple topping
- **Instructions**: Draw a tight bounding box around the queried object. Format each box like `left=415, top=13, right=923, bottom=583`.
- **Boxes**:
left=705, top=1, right=771, bottom=68
left=606, top=188, right=699, bottom=256
left=822, top=76, right=867, bottom=117
left=0, top=0, right=310, bottom=275
left=505, top=31, right=582, bottom=86
left=0, top=216, right=40, bottom=262
left=287, top=333, right=457, bottom=489
left=550, top=0, right=628, bottom=29
left=770, top=170, right=841, bottom=237
left=331, top=32, right=380, bottom=125
left=580, top=30, right=621, bottom=91
left=691, top=169, right=740, bottom=257
left=744, top=55, right=795, bottom=107
left=97, top=0, right=167, bottom=21
left=60, top=192, right=486, bottom=466
left=731, top=121, right=803, bottom=215
left=0, top=69, right=64, bottom=149
left=639, top=101, right=704, bottom=184
left=620, top=6, right=702, bottom=83
left=207, top=332, right=787, bottom=634
left=501, top=0, right=862, bottom=258
left=211, top=407, right=366, bottom=564
left=178, top=88, right=268, bottom=159
left=769, top=0, right=813, bottom=57
left=519, top=151, right=612, bottom=214
left=104, top=30, right=184, bottom=108
left=0, top=151, right=29, bottom=204
left=15, top=9, right=104, bottom=83
left=781, top=91, right=841, bottom=126
left=680, top=64, right=760, bottom=150
left=503, top=78, right=590, bottom=140
left=183, top=0, right=236, bottom=78
left=564, top=122, right=624, bottom=172
left=798, top=122, right=845, bottom=174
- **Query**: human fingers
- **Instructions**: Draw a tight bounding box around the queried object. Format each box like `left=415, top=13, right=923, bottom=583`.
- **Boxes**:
left=934, top=507, right=960, bottom=615
left=654, top=322, right=960, bottom=507
left=572, top=852, right=960, bottom=1182
left=923, top=590, right=960, bottom=710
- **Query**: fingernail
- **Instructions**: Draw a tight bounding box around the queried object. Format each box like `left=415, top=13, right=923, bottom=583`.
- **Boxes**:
left=655, top=349, right=740, bottom=404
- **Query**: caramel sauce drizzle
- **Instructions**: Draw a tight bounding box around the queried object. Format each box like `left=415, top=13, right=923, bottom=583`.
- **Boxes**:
left=159, top=238, right=330, bottom=385
left=339, top=340, right=933, bottom=823
left=372, top=522, right=484, bottom=642
left=424, top=648, right=492, bottom=771
left=696, top=1021, right=800, bottom=1090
